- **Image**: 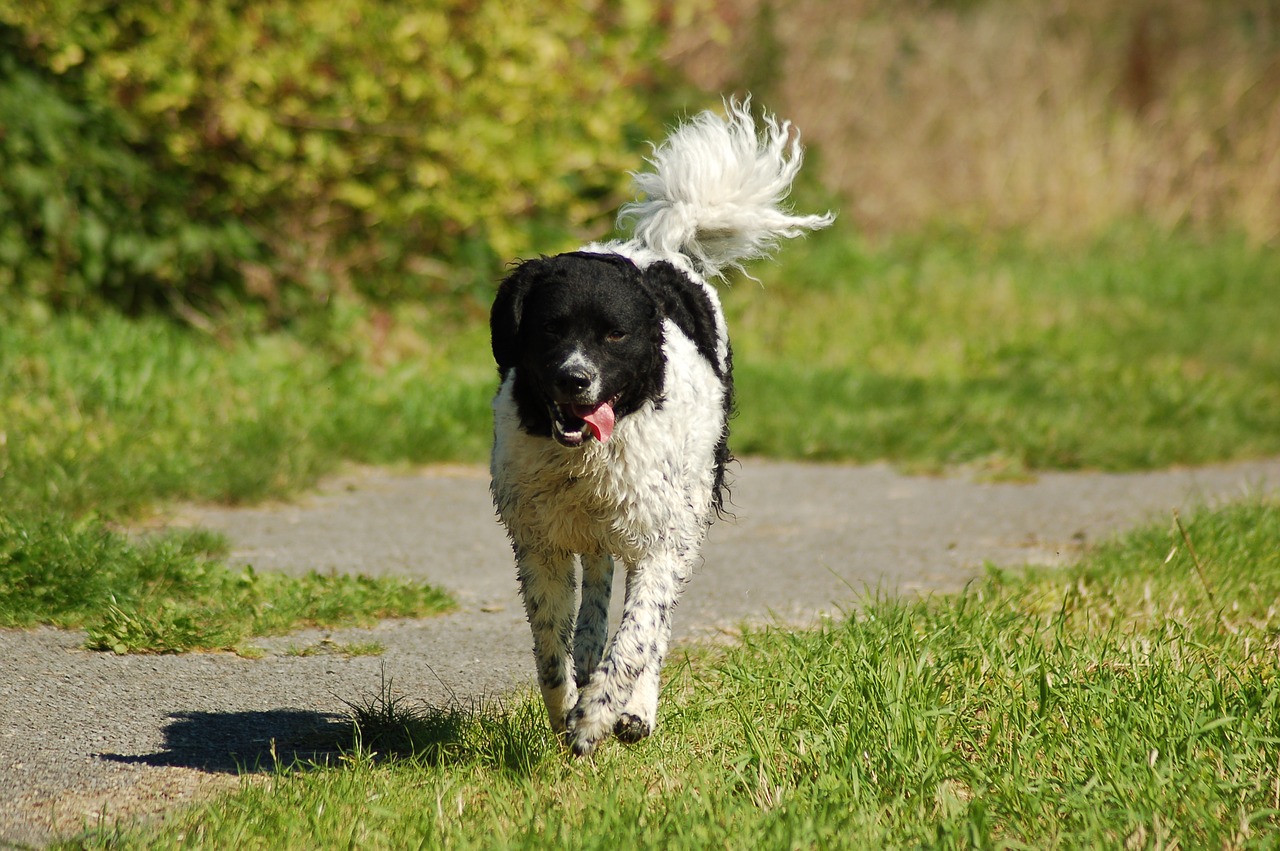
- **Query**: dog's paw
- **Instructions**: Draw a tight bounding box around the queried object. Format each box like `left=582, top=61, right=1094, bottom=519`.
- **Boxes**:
left=612, top=713, right=652, bottom=744
left=564, top=701, right=616, bottom=758
left=566, top=724, right=609, bottom=758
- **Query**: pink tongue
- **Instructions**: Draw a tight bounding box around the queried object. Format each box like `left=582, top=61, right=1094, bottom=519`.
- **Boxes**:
left=575, top=401, right=616, bottom=443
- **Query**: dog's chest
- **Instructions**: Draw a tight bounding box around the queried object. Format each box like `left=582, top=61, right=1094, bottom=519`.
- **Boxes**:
left=490, top=353, right=722, bottom=560
left=494, top=438, right=656, bottom=556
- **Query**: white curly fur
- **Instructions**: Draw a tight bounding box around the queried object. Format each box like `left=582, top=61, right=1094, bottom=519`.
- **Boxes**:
left=491, top=100, right=832, bottom=756
left=618, top=97, right=835, bottom=280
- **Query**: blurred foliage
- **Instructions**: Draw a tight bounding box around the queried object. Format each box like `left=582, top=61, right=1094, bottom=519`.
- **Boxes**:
left=0, top=34, right=257, bottom=314
left=0, top=0, right=681, bottom=317
left=673, top=0, right=1280, bottom=245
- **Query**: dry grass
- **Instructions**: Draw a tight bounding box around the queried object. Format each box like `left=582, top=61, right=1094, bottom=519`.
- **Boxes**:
left=669, top=0, right=1280, bottom=243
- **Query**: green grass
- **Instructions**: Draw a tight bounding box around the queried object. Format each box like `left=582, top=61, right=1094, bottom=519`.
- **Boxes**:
left=726, top=226, right=1280, bottom=471
left=284, top=639, right=388, bottom=658
left=0, top=514, right=452, bottom=653
left=64, top=499, right=1280, bottom=849
left=5, top=227, right=1278, bottom=522
left=0, top=302, right=495, bottom=519
left=1, top=301, right=477, bottom=649
left=4, top=224, right=1277, bottom=653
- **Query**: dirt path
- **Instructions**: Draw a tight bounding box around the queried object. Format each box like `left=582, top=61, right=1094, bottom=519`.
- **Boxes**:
left=4, top=458, right=1279, bottom=846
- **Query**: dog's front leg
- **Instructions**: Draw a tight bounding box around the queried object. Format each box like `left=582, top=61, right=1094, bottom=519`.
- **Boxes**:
left=515, top=549, right=578, bottom=733
left=573, top=553, right=614, bottom=686
left=565, top=554, right=685, bottom=756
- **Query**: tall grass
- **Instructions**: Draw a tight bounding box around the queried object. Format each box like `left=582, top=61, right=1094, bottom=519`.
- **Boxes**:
left=673, top=0, right=1280, bottom=244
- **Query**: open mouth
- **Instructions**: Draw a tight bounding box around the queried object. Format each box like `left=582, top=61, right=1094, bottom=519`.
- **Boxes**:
left=549, top=396, right=619, bottom=447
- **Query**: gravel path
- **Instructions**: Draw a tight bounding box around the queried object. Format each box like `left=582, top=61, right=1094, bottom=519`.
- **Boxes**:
left=4, top=457, right=1280, bottom=846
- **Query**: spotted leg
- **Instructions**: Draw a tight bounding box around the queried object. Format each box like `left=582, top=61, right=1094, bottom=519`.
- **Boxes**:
left=565, top=553, right=686, bottom=756
left=613, top=563, right=665, bottom=743
left=515, top=548, right=579, bottom=733
left=573, top=553, right=614, bottom=687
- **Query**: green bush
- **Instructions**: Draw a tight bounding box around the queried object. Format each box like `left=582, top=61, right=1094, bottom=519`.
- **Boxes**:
left=1, top=1, right=676, bottom=314
left=0, top=33, right=257, bottom=313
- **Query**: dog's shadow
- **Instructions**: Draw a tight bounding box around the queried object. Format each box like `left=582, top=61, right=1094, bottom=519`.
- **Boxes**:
left=99, top=709, right=352, bottom=774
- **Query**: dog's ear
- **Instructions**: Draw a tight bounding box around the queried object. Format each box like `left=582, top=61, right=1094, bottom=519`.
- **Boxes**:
left=642, top=261, right=725, bottom=375
left=490, top=259, right=544, bottom=374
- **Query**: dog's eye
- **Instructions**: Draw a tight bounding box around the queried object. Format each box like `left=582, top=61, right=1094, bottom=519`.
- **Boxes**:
left=605, top=330, right=628, bottom=342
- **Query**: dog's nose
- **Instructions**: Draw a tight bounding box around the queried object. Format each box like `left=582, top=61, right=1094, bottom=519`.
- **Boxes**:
left=555, top=368, right=593, bottom=397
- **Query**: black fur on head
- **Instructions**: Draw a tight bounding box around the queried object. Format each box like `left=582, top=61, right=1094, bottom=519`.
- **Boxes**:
left=490, top=251, right=735, bottom=514
left=491, top=252, right=666, bottom=446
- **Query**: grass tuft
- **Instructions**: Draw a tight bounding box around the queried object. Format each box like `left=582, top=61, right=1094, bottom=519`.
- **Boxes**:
left=0, top=513, right=453, bottom=653
left=338, top=676, right=556, bottom=777
left=284, top=639, right=387, bottom=658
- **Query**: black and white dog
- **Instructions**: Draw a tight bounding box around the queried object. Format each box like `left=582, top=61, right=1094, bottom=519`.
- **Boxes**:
left=490, top=100, right=832, bottom=756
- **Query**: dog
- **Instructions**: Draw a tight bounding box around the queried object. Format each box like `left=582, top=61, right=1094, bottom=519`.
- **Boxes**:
left=489, top=99, right=833, bottom=756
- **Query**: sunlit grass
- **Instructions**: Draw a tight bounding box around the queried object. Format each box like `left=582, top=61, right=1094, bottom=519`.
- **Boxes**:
left=0, top=302, right=494, bottom=519
left=727, top=226, right=1280, bottom=471
left=4, top=227, right=1277, bottom=522
left=3, top=225, right=1277, bottom=654
left=69, top=499, right=1280, bottom=848
left=0, top=514, right=452, bottom=653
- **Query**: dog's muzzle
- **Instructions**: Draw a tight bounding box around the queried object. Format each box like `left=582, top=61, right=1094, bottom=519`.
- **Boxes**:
left=548, top=396, right=618, bottom=447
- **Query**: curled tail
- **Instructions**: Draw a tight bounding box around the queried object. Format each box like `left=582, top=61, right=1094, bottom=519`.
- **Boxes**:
left=618, top=97, right=835, bottom=280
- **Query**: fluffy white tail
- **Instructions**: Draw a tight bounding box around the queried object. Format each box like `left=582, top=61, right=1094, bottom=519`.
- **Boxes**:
left=618, top=98, right=835, bottom=280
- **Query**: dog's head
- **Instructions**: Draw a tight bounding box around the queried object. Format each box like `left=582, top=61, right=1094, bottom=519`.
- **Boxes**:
left=491, top=252, right=667, bottom=447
